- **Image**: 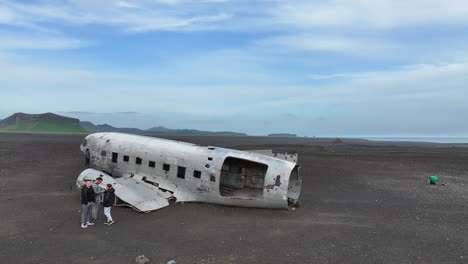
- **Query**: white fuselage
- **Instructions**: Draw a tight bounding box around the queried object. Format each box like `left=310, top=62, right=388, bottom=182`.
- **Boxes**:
left=80, top=132, right=301, bottom=210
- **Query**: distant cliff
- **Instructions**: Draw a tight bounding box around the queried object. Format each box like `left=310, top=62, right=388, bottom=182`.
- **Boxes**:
left=0, top=113, right=88, bottom=133
left=268, top=133, right=297, bottom=137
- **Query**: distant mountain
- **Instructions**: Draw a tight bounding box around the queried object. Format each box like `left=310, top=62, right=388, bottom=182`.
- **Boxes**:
left=146, top=126, right=175, bottom=133
left=80, top=121, right=145, bottom=134
left=146, top=126, right=246, bottom=136
left=0, top=112, right=247, bottom=136
left=0, top=113, right=88, bottom=133
left=83, top=122, right=247, bottom=136
left=268, top=133, right=297, bottom=137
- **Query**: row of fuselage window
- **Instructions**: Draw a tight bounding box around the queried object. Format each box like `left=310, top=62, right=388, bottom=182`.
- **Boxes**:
left=101, top=150, right=215, bottom=182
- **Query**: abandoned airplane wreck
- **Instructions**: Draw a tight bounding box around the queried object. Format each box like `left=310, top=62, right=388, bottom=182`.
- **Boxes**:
left=77, top=132, right=302, bottom=212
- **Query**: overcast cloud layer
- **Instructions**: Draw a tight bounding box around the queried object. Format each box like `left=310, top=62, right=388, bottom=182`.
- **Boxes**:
left=1, top=0, right=468, bottom=136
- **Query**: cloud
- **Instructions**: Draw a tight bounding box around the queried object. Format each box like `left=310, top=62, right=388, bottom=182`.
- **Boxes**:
left=309, top=73, right=368, bottom=80
left=0, top=5, right=15, bottom=24
left=271, top=0, right=468, bottom=29
left=255, top=34, right=396, bottom=55
left=115, top=1, right=138, bottom=8
left=263, top=63, right=468, bottom=110
left=2, top=59, right=468, bottom=136
left=0, top=31, right=90, bottom=50
left=0, top=52, right=102, bottom=82
left=0, top=64, right=97, bottom=82
left=0, top=0, right=233, bottom=33
left=2, top=0, right=468, bottom=35
left=127, top=13, right=232, bottom=32
left=252, top=62, right=468, bottom=136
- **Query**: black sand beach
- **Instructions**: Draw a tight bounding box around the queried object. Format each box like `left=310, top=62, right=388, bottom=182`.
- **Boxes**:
left=1, top=133, right=467, bottom=264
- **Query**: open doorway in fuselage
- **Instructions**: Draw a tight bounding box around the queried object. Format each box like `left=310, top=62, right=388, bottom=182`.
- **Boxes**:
left=219, top=157, right=267, bottom=198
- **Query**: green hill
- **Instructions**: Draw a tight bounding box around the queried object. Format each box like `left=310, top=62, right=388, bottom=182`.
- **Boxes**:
left=0, top=112, right=88, bottom=133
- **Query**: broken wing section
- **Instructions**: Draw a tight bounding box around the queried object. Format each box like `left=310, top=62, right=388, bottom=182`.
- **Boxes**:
left=111, top=177, right=171, bottom=212
left=77, top=169, right=171, bottom=212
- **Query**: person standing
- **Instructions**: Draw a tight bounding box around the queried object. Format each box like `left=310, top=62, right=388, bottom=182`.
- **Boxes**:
left=80, top=179, right=95, bottom=228
left=103, top=183, right=116, bottom=225
left=91, top=177, right=104, bottom=221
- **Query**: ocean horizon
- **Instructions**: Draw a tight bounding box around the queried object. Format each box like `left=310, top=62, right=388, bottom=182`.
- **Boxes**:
left=358, top=137, right=468, bottom=143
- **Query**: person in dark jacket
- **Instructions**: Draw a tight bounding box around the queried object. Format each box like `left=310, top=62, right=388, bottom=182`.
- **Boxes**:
left=103, top=183, right=116, bottom=225
left=80, top=179, right=96, bottom=228
left=91, top=177, right=104, bottom=221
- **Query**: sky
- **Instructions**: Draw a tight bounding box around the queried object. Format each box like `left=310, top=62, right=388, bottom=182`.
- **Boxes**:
left=1, top=0, right=468, bottom=137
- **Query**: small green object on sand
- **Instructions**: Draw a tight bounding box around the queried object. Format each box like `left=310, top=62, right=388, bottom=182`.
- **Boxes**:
left=427, top=176, right=439, bottom=184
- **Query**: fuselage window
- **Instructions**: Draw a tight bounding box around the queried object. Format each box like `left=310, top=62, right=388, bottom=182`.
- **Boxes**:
left=163, top=164, right=170, bottom=172
left=101, top=150, right=106, bottom=157
left=210, top=175, right=216, bottom=182
left=208, top=157, right=213, bottom=161
left=123, top=155, right=129, bottom=162
left=136, top=157, right=142, bottom=165
left=193, top=170, right=201, bottom=179
left=112, top=152, right=118, bottom=163
left=149, top=161, right=155, bottom=168
left=177, top=166, right=186, bottom=179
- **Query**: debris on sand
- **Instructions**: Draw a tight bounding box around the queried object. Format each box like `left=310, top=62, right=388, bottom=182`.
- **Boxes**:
left=333, top=138, right=344, bottom=144
left=135, top=255, right=150, bottom=264
left=427, top=176, right=439, bottom=185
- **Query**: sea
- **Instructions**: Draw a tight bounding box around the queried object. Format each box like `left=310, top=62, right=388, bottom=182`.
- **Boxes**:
left=360, top=137, right=468, bottom=143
